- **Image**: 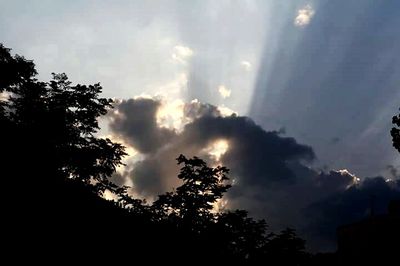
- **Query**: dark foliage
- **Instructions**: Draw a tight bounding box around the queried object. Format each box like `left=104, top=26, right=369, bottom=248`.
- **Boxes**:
left=153, top=155, right=231, bottom=225
left=1, top=43, right=132, bottom=259
left=392, top=108, right=400, bottom=153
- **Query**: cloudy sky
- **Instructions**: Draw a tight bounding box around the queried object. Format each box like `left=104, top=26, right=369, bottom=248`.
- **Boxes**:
left=2, top=0, right=399, bottom=251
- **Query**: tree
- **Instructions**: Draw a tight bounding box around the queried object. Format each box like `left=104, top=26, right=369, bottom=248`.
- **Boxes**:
left=263, top=228, right=310, bottom=265
left=1, top=43, right=312, bottom=263
left=0, top=43, right=127, bottom=222
left=153, top=154, right=231, bottom=230
left=212, top=210, right=269, bottom=262
left=391, top=108, right=400, bottom=153
left=152, top=155, right=311, bottom=265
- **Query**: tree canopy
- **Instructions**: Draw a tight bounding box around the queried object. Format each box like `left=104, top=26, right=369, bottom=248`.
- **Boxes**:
left=1, top=43, right=127, bottom=214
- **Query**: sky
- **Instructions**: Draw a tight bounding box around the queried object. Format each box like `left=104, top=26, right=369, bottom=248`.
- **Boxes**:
left=1, top=0, right=399, bottom=251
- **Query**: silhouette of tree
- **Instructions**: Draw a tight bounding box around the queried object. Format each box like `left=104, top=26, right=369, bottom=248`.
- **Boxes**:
left=153, top=155, right=231, bottom=229
left=391, top=108, right=400, bottom=153
left=0, top=43, right=131, bottom=236
left=152, top=155, right=311, bottom=265
left=263, top=228, right=310, bottom=265
left=1, top=43, right=314, bottom=264
left=212, top=210, right=268, bottom=262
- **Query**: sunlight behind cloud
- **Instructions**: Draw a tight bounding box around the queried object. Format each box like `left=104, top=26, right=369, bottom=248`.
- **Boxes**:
left=337, top=169, right=360, bottom=188
left=156, top=98, right=186, bottom=131
left=218, top=85, right=231, bottom=99
left=206, top=139, right=229, bottom=162
left=101, top=134, right=139, bottom=175
left=217, top=105, right=238, bottom=117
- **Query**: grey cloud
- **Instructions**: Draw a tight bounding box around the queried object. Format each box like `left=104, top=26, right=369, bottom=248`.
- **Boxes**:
left=106, top=98, right=397, bottom=251
left=183, top=100, right=222, bottom=120
left=109, top=98, right=176, bottom=154
left=130, top=156, right=175, bottom=198
left=227, top=162, right=399, bottom=252
left=315, top=170, right=355, bottom=193
left=386, top=165, right=400, bottom=180
left=226, top=161, right=358, bottom=242
left=109, top=98, right=315, bottom=196
left=182, top=115, right=315, bottom=186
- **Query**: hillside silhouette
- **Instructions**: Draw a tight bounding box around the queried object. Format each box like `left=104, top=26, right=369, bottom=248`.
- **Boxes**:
left=1, top=43, right=399, bottom=265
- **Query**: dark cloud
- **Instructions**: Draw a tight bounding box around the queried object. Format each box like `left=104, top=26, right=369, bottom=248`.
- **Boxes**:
left=303, top=177, right=400, bottom=251
left=228, top=163, right=399, bottom=252
left=130, top=157, right=174, bottom=197
left=183, top=99, right=222, bottom=120
left=386, top=164, right=400, bottom=180
left=109, top=98, right=176, bottom=154
left=110, top=98, right=315, bottom=195
left=183, top=115, right=315, bottom=186
left=108, top=97, right=400, bottom=251
left=330, top=137, right=340, bottom=144
left=225, top=162, right=359, bottom=248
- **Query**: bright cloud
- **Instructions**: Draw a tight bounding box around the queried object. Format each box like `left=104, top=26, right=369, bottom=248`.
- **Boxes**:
left=156, top=98, right=186, bottom=131
left=217, top=105, right=238, bottom=117
left=218, top=85, right=231, bottom=98
left=337, top=169, right=360, bottom=187
left=171, top=45, right=194, bottom=64
left=205, top=139, right=230, bottom=162
left=154, top=73, right=188, bottom=99
left=155, top=97, right=238, bottom=131
left=241, top=61, right=252, bottom=71
left=294, top=4, right=315, bottom=27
